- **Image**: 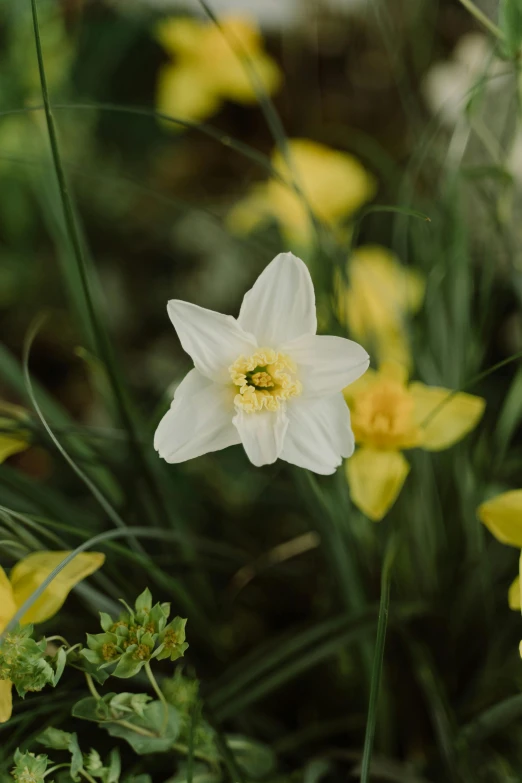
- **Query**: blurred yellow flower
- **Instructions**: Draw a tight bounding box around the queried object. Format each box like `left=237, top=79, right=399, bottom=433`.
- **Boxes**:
left=478, top=490, right=522, bottom=612
left=0, top=403, right=30, bottom=464
left=227, top=139, right=376, bottom=245
left=155, top=15, right=281, bottom=125
left=337, top=245, right=425, bottom=369
left=344, top=362, right=485, bottom=521
left=0, top=551, right=105, bottom=723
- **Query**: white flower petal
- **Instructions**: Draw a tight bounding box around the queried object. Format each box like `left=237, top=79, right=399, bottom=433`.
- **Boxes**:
left=154, top=372, right=239, bottom=462
left=233, top=408, right=288, bottom=467
left=238, top=252, right=317, bottom=346
left=168, top=300, right=257, bottom=383
left=281, top=394, right=354, bottom=474
left=282, top=334, right=369, bottom=398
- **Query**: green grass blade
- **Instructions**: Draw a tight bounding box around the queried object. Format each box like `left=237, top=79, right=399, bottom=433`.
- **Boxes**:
left=360, top=541, right=395, bottom=783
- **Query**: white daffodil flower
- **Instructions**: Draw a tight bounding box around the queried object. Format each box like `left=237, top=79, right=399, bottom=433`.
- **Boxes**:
left=154, top=252, right=369, bottom=474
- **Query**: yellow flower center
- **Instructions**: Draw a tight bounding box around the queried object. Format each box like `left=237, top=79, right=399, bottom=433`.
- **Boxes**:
left=351, top=378, right=420, bottom=450
left=229, top=348, right=302, bottom=413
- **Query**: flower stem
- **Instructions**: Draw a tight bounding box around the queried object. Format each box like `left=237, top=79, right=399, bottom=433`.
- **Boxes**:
left=44, top=765, right=72, bottom=777
left=359, top=540, right=396, bottom=783
left=46, top=635, right=71, bottom=647
left=85, top=672, right=102, bottom=700
left=145, top=661, right=169, bottom=734
left=79, top=770, right=98, bottom=783
left=457, top=0, right=504, bottom=40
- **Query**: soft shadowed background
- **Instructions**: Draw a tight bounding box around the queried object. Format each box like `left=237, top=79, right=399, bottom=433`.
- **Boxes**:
left=2, top=0, right=522, bottom=781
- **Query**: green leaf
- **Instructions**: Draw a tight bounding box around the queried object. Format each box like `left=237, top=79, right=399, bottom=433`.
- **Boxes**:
left=72, top=695, right=115, bottom=723
left=105, top=701, right=180, bottom=755
left=68, top=734, right=83, bottom=782
left=135, top=588, right=153, bottom=613
left=53, top=647, right=67, bottom=686
left=112, top=649, right=148, bottom=679
left=226, top=736, right=276, bottom=779
left=500, top=0, right=522, bottom=57
left=109, top=692, right=152, bottom=719
left=106, top=748, right=121, bottom=783
left=37, top=728, right=73, bottom=751
left=100, top=613, right=115, bottom=633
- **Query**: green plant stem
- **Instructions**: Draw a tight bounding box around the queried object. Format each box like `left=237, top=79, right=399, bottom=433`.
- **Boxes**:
left=79, top=769, right=98, bottom=783
left=85, top=672, right=101, bottom=700
left=457, top=0, right=504, bottom=39
left=114, top=719, right=157, bottom=737
left=360, top=542, right=396, bottom=783
left=45, top=635, right=71, bottom=648
left=145, top=661, right=169, bottom=734
left=44, top=765, right=73, bottom=777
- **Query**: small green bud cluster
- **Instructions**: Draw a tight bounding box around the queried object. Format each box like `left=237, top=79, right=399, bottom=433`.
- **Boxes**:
left=0, top=625, right=63, bottom=697
left=11, top=750, right=49, bottom=783
left=34, top=728, right=121, bottom=783
left=82, top=588, right=188, bottom=679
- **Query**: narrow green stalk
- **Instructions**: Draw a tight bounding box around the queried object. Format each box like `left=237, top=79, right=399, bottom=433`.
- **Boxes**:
left=145, top=661, right=169, bottom=734
left=44, top=765, right=72, bottom=778
left=360, top=542, right=396, bottom=783
left=28, top=0, right=174, bottom=536
left=79, top=769, right=98, bottom=783
left=85, top=672, right=101, bottom=700
left=457, top=0, right=504, bottom=39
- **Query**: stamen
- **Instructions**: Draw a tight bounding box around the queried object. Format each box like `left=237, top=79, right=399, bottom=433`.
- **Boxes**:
left=229, top=348, right=302, bottom=413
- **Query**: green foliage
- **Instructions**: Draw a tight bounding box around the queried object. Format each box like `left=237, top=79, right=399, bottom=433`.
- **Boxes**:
left=105, top=702, right=181, bottom=755
left=0, top=625, right=64, bottom=697
left=10, top=751, right=48, bottom=783
left=499, top=0, right=522, bottom=57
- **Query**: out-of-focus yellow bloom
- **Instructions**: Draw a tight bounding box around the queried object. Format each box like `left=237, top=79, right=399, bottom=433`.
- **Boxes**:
left=478, top=491, right=522, bottom=612
left=0, top=551, right=105, bottom=723
left=0, top=403, right=30, bottom=464
left=337, top=245, right=425, bottom=369
left=344, top=362, right=485, bottom=521
left=227, top=139, right=376, bottom=245
left=155, top=15, right=281, bottom=125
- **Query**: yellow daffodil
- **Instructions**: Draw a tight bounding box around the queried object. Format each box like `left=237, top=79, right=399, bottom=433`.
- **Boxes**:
left=0, top=551, right=105, bottom=723
left=0, top=403, right=31, bottom=464
left=155, top=15, right=281, bottom=125
left=337, top=245, right=425, bottom=369
left=344, top=362, right=485, bottom=521
left=227, top=139, right=376, bottom=245
left=478, top=491, right=522, bottom=611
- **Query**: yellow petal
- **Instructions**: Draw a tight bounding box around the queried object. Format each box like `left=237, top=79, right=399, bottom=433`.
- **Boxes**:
left=0, top=566, right=17, bottom=630
left=0, top=433, right=29, bottom=463
left=0, top=680, right=13, bottom=724
left=156, top=64, right=221, bottom=126
left=343, top=367, right=377, bottom=405
left=478, top=490, right=522, bottom=548
left=346, top=447, right=410, bottom=522
left=10, top=551, right=105, bottom=625
left=155, top=17, right=203, bottom=58
left=508, top=574, right=521, bottom=610
left=340, top=245, right=425, bottom=342
left=410, top=383, right=485, bottom=451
